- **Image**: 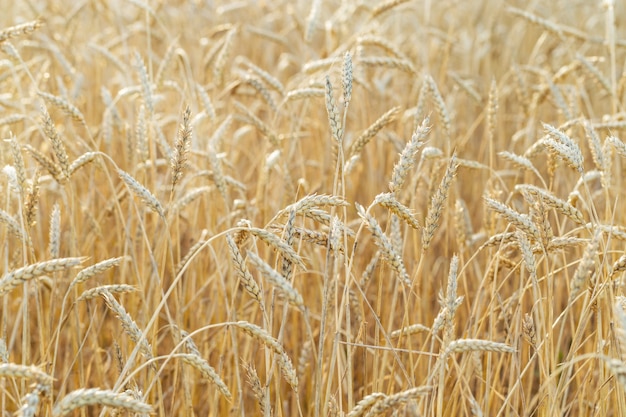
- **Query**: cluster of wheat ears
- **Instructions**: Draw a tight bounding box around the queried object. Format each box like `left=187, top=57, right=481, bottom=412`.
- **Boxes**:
left=1, top=0, right=626, bottom=416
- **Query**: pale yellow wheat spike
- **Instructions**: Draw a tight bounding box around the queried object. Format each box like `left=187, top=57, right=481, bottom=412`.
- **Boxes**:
left=356, top=203, right=411, bottom=286
left=370, top=0, right=411, bottom=19
left=118, top=169, right=165, bottom=218
left=364, top=387, right=431, bottom=417
left=246, top=251, right=303, bottom=309
left=76, top=284, right=136, bottom=302
left=0, top=19, right=43, bottom=43
left=348, top=106, right=400, bottom=159
left=422, top=153, right=458, bottom=250
left=226, top=234, right=263, bottom=303
left=179, top=353, right=232, bottom=399
left=71, top=256, right=127, bottom=286
left=52, top=388, right=152, bottom=416
left=0, top=257, right=83, bottom=297
left=171, top=105, right=192, bottom=191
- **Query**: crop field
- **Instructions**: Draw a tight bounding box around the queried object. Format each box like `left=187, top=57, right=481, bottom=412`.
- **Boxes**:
left=1, top=0, right=626, bottom=416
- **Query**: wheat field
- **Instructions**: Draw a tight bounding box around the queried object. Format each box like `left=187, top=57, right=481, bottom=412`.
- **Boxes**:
left=1, top=0, right=626, bottom=416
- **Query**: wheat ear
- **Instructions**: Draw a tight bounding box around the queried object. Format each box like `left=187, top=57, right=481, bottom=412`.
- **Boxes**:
left=52, top=388, right=152, bottom=416
left=0, top=258, right=83, bottom=297
left=356, top=203, right=411, bottom=286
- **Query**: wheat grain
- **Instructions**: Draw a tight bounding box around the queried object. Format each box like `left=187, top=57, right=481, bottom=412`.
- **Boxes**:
left=342, top=51, right=353, bottom=106
left=286, top=88, right=325, bottom=101
left=356, top=203, right=410, bottom=286
left=101, top=291, right=154, bottom=366
left=370, top=0, right=411, bottom=18
left=246, top=251, right=303, bottom=309
left=23, top=171, right=40, bottom=228
left=52, top=388, right=152, bottom=416
left=347, top=393, right=386, bottom=417
left=390, top=324, right=430, bottom=339
left=41, top=105, right=70, bottom=181
left=325, top=75, right=343, bottom=143
left=0, top=19, right=43, bottom=43
left=484, top=198, right=540, bottom=242
left=374, top=192, right=420, bottom=229
left=71, top=256, right=127, bottom=286
left=304, top=0, right=321, bottom=42
left=0, top=363, right=52, bottom=386
left=0, top=257, right=83, bottom=296
left=425, top=75, right=452, bottom=140
left=422, top=153, right=458, bottom=250
left=171, top=105, right=192, bottom=191
left=38, top=92, right=85, bottom=125
left=226, top=234, right=262, bottom=302
left=134, top=52, right=154, bottom=115
left=213, top=27, right=236, bottom=85
left=243, top=362, right=269, bottom=416
left=348, top=106, right=400, bottom=158
left=118, top=169, right=165, bottom=218
left=24, top=144, right=63, bottom=183
left=389, top=117, right=429, bottom=193
left=443, top=339, right=515, bottom=357
left=68, top=152, right=99, bottom=176
left=569, top=229, right=600, bottom=302
left=543, top=123, right=584, bottom=173
left=179, top=353, right=232, bottom=399
left=358, top=56, right=417, bottom=75
left=364, top=386, right=431, bottom=417
left=76, top=284, right=136, bottom=302
left=515, top=184, right=584, bottom=224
